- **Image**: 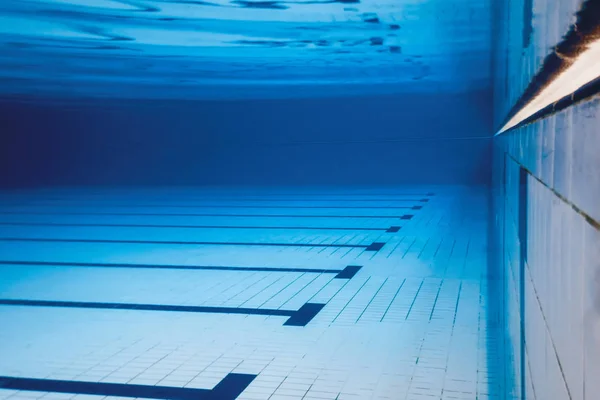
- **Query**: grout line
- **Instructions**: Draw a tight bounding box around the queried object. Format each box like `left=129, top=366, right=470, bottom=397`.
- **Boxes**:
left=379, top=279, right=407, bottom=322
left=355, top=278, right=388, bottom=323
left=507, top=154, right=600, bottom=229
left=405, top=280, right=424, bottom=320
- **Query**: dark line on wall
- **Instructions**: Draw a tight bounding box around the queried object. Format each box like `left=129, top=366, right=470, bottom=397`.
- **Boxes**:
left=511, top=159, right=577, bottom=400
left=0, top=299, right=326, bottom=327
left=518, top=165, right=528, bottom=400
left=518, top=212, right=575, bottom=400
left=0, top=260, right=363, bottom=279
left=522, top=0, right=534, bottom=49
left=498, top=0, right=600, bottom=133
left=507, top=154, right=600, bottom=229
left=0, top=222, right=400, bottom=232
left=0, top=237, right=386, bottom=251
left=0, top=374, right=256, bottom=400
left=518, top=167, right=529, bottom=263
left=508, top=161, right=596, bottom=400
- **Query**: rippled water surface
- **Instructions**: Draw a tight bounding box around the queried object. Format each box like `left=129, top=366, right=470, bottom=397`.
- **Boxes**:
left=0, top=0, right=490, bottom=98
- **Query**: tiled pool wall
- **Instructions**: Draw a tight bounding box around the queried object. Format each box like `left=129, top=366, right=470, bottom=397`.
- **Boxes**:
left=491, top=99, right=600, bottom=400
left=492, top=0, right=600, bottom=399
left=491, top=0, right=584, bottom=128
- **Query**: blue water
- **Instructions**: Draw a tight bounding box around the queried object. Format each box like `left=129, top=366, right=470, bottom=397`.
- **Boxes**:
left=0, top=0, right=490, bottom=98
left=0, top=1, right=510, bottom=399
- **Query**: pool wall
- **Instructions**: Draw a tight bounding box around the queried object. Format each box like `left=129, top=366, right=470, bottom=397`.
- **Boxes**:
left=491, top=0, right=600, bottom=399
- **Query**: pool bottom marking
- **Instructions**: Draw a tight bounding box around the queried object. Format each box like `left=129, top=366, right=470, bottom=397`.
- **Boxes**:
left=0, top=299, right=327, bottom=327
left=0, top=260, right=363, bottom=279
left=0, top=237, right=387, bottom=252
left=0, top=373, right=256, bottom=400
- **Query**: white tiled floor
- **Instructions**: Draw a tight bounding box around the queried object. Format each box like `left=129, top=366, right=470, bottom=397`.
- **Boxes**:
left=0, top=186, right=502, bottom=399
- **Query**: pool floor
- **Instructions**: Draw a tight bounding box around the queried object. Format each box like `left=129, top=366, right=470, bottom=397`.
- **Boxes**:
left=0, top=186, right=503, bottom=400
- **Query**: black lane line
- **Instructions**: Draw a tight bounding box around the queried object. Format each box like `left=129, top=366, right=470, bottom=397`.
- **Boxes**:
left=0, top=222, right=402, bottom=232
left=333, top=265, right=362, bottom=279
left=365, top=242, right=385, bottom=251
left=0, top=261, right=363, bottom=280
left=32, top=197, right=431, bottom=203
left=0, top=237, right=386, bottom=252
left=0, top=211, right=415, bottom=219
left=0, top=299, right=327, bottom=327
left=5, top=193, right=436, bottom=201
left=4, top=203, right=424, bottom=209
left=284, top=303, right=326, bottom=326
left=0, top=373, right=256, bottom=400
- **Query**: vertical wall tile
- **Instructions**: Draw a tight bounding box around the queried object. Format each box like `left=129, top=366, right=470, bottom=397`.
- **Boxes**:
left=558, top=0, right=581, bottom=43
left=561, top=206, right=584, bottom=400
left=545, top=0, right=560, bottom=55
left=531, top=119, right=543, bottom=179
left=530, top=287, right=547, bottom=400
left=533, top=0, right=547, bottom=75
left=545, top=327, right=570, bottom=400
left=570, top=99, right=600, bottom=224
left=553, top=107, right=573, bottom=199
left=528, top=124, right=538, bottom=174
left=526, top=360, right=536, bottom=400
left=540, top=116, right=555, bottom=187
left=584, top=223, right=600, bottom=400
left=547, top=193, right=563, bottom=346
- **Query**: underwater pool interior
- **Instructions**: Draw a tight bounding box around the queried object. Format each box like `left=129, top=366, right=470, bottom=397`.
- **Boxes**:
left=0, top=0, right=599, bottom=400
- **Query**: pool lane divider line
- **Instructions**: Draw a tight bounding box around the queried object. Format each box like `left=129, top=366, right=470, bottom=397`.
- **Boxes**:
left=0, top=300, right=327, bottom=327
left=0, top=373, right=256, bottom=400
left=0, top=261, right=363, bottom=280
left=4, top=193, right=435, bottom=201
left=0, top=211, right=415, bottom=219
left=0, top=237, right=387, bottom=252
left=0, top=222, right=403, bottom=233
left=14, top=197, right=430, bottom=204
left=4, top=204, right=424, bottom=210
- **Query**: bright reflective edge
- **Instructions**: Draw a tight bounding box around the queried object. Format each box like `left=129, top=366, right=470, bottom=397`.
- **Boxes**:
left=496, top=38, right=600, bottom=135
